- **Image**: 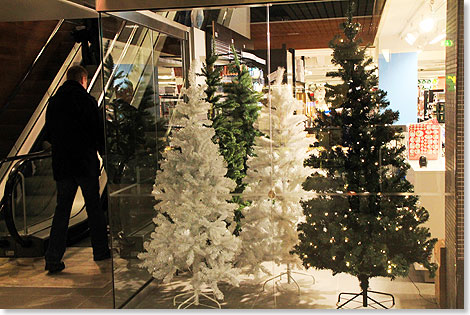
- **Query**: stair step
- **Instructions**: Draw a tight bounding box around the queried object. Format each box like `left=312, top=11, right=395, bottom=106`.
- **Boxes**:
left=23, top=195, right=57, bottom=217
left=10, top=195, right=56, bottom=219
left=29, top=159, right=54, bottom=176
left=24, top=175, right=56, bottom=196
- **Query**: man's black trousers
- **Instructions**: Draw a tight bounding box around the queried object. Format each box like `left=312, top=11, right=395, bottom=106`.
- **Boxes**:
left=45, top=176, right=108, bottom=263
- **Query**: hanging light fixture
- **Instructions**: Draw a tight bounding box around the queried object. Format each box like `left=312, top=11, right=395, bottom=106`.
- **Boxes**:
left=419, top=0, right=436, bottom=33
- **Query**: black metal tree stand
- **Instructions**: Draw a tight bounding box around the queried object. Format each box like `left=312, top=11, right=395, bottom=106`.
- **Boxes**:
left=336, top=275, right=395, bottom=309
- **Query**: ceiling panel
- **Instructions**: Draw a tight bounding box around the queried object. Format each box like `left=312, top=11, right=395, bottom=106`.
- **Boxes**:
left=250, top=0, right=385, bottom=50
left=251, top=16, right=377, bottom=50
left=250, top=0, right=382, bottom=22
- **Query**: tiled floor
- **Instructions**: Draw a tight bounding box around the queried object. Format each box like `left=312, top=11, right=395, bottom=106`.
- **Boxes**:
left=0, top=246, right=113, bottom=309
left=112, top=256, right=153, bottom=308
left=0, top=246, right=438, bottom=309
left=124, top=262, right=439, bottom=309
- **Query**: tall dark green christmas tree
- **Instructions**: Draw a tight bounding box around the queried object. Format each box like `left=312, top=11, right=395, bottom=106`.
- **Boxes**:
left=294, top=4, right=437, bottom=308
left=205, top=45, right=261, bottom=234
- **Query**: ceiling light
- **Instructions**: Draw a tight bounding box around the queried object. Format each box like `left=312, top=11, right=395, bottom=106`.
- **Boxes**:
left=405, top=33, right=417, bottom=45
left=420, top=18, right=435, bottom=32
left=429, top=33, right=446, bottom=44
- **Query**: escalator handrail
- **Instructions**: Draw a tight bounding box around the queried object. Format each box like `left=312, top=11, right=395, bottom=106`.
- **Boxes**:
left=0, top=151, right=52, bottom=247
left=0, top=148, right=52, bottom=169
left=0, top=20, right=65, bottom=116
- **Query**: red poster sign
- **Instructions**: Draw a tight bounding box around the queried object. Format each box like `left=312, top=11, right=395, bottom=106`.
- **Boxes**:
left=408, top=121, right=441, bottom=160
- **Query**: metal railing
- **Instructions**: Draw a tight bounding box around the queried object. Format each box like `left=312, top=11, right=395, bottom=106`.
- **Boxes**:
left=0, top=150, right=51, bottom=247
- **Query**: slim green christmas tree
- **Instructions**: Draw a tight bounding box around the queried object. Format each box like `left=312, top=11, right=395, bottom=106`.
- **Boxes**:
left=294, top=4, right=437, bottom=308
left=201, top=40, right=222, bottom=120
left=209, top=46, right=262, bottom=234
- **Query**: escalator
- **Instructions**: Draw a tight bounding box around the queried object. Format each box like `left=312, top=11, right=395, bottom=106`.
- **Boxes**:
left=0, top=20, right=77, bottom=160
left=0, top=17, right=133, bottom=257
left=0, top=11, right=188, bottom=258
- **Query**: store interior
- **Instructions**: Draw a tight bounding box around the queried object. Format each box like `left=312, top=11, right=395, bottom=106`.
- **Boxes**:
left=104, top=0, right=448, bottom=309
left=0, top=0, right=456, bottom=309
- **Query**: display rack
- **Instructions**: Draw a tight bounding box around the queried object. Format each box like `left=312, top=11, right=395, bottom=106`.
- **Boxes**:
left=418, top=78, right=445, bottom=123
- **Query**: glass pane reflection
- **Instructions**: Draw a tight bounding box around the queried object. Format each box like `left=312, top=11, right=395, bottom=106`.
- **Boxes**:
left=101, top=13, right=184, bottom=307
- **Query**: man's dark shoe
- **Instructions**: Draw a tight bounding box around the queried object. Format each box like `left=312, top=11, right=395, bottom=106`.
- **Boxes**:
left=45, top=261, right=65, bottom=274
left=93, top=250, right=111, bottom=261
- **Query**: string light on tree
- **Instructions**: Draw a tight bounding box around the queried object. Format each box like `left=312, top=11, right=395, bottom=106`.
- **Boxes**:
left=294, top=2, right=437, bottom=308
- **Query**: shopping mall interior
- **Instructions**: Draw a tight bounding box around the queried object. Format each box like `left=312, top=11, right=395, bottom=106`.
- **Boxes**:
left=0, top=0, right=464, bottom=309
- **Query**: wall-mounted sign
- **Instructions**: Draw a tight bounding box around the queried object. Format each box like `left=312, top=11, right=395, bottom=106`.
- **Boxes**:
left=446, top=74, right=456, bottom=92
left=442, top=39, right=454, bottom=47
left=408, top=119, right=441, bottom=160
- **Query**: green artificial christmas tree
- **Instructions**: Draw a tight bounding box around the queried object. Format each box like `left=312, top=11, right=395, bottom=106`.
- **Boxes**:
left=208, top=45, right=262, bottom=234
left=201, top=40, right=222, bottom=120
left=294, top=4, right=437, bottom=308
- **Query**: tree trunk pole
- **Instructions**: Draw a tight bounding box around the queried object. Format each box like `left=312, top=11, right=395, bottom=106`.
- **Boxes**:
left=193, top=256, right=201, bottom=306
left=358, top=275, right=369, bottom=307
left=287, top=264, right=291, bottom=284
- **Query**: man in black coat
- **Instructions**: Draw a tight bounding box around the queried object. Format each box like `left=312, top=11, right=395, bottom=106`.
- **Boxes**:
left=44, top=65, right=110, bottom=273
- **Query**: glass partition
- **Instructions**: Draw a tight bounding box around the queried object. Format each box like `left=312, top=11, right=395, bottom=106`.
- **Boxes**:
left=100, top=12, right=185, bottom=308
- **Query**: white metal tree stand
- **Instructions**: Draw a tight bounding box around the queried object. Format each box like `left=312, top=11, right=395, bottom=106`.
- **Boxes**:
left=261, top=263, right=315, bottom=295
left=173, top=290, right=221, bottom=309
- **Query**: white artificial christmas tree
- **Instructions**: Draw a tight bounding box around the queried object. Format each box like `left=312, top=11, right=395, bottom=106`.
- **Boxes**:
left=238, top=68, right=314, bottom=278
left=138, top=64, right=240, bottom=307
